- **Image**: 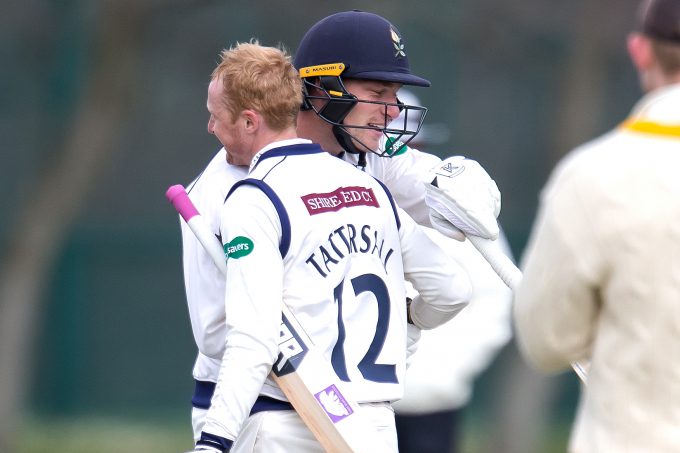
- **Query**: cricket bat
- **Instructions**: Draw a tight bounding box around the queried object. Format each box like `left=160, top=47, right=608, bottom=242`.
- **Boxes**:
left=466, top=235, right=590, bottom=384
left=166, top=185, right=384, bottom=453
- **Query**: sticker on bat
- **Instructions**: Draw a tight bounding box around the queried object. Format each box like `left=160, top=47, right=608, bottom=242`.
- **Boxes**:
left=314, top=384, right=353, bottom=423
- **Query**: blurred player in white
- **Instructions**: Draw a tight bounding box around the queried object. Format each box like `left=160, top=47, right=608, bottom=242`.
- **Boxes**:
left=514, top=0, right=680, bottom=451
left=189, top=41, right=471, bottom=453
left=390, top=90, right=514, bottom=453
left=180, top=10, right=503, bottom=448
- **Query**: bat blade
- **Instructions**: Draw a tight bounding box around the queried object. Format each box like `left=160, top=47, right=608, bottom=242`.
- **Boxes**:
left=272, top=310, right=370, bottom=452
left=166, top=184, right=383, bottom=453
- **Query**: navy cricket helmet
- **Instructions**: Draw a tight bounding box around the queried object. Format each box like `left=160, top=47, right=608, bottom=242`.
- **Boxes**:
left=294, top=10, right=429, bottom=158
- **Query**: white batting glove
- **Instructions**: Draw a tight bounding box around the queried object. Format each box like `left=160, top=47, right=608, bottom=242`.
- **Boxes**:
left=428, top=210, right=466, bottom=241
left=424, top=156, right=501, bottom=240
left=185, top=447, right=222, bottom=453
left=405, top=322, right=422, bottom=368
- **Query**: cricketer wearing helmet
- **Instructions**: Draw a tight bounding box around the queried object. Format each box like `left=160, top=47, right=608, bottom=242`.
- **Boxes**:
left=182, top=10, right=502, bottom=445
left=293, top=10, right=501, bottom=237
left=186, top=41, right=471, bottom=453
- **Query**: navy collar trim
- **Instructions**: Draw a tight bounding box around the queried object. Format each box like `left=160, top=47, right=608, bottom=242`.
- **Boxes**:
left=258, top=143, right=324, bottom=161
left=252, top=143, right=325, bottom=171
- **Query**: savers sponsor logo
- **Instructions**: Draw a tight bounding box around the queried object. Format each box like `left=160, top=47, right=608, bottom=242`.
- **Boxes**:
left=224, top=236, right=253, bottom=259
left=301, top=186, right=380, bottom=215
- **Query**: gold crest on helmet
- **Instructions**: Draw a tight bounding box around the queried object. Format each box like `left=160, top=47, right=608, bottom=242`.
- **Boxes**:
left=390, top=28, right=406, bottom=58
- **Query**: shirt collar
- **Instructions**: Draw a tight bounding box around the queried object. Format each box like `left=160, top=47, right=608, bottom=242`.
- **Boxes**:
left=249, top=138, right=312, bottom=172
left=627, top=83, right=680, bottom=124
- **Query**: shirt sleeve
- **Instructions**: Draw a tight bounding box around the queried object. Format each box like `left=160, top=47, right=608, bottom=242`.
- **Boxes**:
left=201, top=184, right=284, bottom=440
left=513, top=157, right=601, bottom=373
left=181, top=158, right=249, bottom=362
left=181, top=190, right=229, bottom=360
left=383, top=146, right=441, bottom=226
left=398, top=208, right=472, bottom=329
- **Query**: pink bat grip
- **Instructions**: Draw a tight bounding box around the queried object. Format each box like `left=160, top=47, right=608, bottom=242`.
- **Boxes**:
left=165, top=184, right=199, bottom=222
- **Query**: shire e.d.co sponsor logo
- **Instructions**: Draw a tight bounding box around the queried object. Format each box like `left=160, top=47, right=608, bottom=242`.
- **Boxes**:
left=223, top=236, right=253, bottom=259
left=301, top=186, right=380, bottom=215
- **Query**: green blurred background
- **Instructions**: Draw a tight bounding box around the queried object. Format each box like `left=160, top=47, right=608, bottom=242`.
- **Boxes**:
left=1, top=0, right=642, bottom=451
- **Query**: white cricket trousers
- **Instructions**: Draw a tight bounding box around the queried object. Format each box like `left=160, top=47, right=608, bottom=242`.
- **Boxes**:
left=193, top=402, right=397, bottom=452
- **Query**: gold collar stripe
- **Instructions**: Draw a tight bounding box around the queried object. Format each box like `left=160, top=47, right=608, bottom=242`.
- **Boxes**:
left=620, top=119, right=680, bottom=138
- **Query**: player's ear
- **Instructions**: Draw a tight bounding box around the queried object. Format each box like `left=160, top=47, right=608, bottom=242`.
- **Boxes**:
left=242, top=110, right=260, bottom=133
left=627, top=32, right=653, bottom=72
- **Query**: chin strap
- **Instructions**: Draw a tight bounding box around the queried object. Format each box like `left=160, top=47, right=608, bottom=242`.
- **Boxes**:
left=357, top=151, right=366, bottom=169
left=332, top=125, right=367, bottom=170
left=332, top=124, right=360, bottom=154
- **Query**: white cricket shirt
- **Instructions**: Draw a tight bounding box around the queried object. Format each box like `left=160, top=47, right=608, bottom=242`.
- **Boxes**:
left=201, top=142, right=470, bottom=440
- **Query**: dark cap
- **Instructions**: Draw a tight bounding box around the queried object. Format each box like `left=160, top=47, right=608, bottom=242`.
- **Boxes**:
left=638, top=0, right=680, bottom=43
left=294, top=10, right=431, bottom=87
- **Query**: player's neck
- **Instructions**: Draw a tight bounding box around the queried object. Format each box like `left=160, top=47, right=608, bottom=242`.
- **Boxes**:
left=254, top=126, right=299, bottom=152
left=297, top=111, right=343, bottom=156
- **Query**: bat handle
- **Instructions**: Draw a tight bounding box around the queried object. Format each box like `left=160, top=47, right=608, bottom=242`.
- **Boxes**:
left=166, top=184, right=199, bottom=222
left=166, top=184, right=227, bottom=275
left=571, top=361, right=589, bottom=383
left=466, top=234, right=589, bottom=385
left=467, top=235, right=522, bottom=291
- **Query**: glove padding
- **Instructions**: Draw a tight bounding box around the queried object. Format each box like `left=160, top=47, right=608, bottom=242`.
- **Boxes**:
left=424, top=156, right=501, bottom=240
left=429, top=210, right=466, bottom=241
